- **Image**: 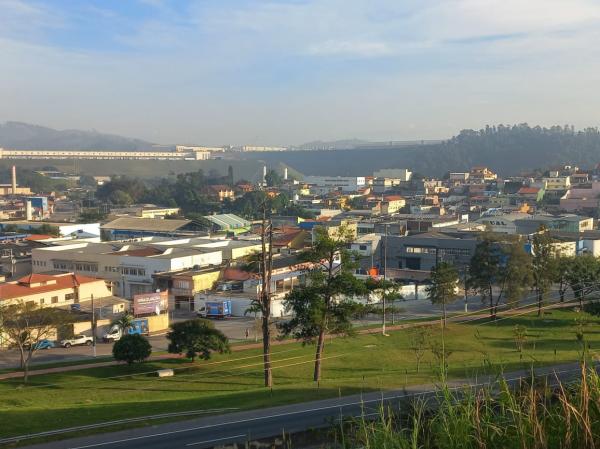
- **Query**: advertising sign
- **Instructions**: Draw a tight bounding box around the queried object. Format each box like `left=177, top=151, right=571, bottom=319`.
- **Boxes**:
left=133, top=291, right=168, bottom=316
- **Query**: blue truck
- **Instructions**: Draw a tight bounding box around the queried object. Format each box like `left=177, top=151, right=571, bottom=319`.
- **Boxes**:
left=198, top=300, right=232, bottom=319
left=102, top=318, right=149, bottom=342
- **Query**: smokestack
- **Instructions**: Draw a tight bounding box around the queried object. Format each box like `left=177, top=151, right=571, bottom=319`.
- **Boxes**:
left=284, top=167, right=288, bottom=181
left=263, top=165, right=267, bottom=184
left=11, top=165, right=16, bottom=195
left=26, top=201, right=32, bottom=221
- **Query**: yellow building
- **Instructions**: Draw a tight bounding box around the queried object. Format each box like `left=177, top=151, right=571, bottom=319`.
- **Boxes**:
left=0, top=273, right=114, bottom=308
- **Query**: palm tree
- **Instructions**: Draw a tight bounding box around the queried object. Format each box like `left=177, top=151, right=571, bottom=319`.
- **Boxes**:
left=112, top=314, right=134, bottom=336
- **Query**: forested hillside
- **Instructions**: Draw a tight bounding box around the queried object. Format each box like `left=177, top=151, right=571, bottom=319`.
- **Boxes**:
left=245, top=124, right=600, bottom=176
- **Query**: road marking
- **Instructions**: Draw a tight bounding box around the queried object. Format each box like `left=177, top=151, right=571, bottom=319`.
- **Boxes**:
left=67, top=365, right=585, bottom=449
left=186, top=434, right=246, bottom=447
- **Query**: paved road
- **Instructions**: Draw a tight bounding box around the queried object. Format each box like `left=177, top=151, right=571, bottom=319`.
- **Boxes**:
left=0, top=290, right=557, bottom=370
left=15, top=361, right=589, bottom=449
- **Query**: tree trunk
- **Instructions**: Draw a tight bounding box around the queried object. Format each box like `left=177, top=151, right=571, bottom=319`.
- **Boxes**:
left=442, top=300, right=447, bottom=328
left=489, top=288, right=495, bottom=320
left=313, top=329, right=326, bottom=382
left=537, top=290, right=543, bottom=317
left=262, top=315, right=272, bottom=387
left=18, top=347, right=25, bottom=369
left=23, top=355, right=30, bottom=383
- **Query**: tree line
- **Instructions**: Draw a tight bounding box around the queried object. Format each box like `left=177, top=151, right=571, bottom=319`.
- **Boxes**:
left=428, top=230, right=600, bottom=323
left=93, top=169, right=313, bottom=220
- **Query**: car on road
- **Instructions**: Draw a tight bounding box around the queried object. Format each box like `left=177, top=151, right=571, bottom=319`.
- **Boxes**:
left=60, top=334, right=93, bottom=348
left=32, top=339, right=55, bottom=350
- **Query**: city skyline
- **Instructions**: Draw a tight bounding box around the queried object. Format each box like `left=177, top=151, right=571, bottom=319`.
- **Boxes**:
left=1, top=0, right=600, bottom=145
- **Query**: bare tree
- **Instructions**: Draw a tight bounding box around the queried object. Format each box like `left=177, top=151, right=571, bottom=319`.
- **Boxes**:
left=408, top=325, right=432, bottom=373
left=1, top=301, right=70, bottom=382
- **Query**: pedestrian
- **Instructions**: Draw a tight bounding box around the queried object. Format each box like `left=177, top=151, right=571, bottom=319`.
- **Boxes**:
left=244, top=328, right=249, bottom=339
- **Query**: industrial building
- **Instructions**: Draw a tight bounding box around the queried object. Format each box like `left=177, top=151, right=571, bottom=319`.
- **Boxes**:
left=0, top=147, right=211, bottom=161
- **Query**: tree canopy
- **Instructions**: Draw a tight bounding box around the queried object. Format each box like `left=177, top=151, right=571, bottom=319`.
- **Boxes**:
left=112, top=334, right=152, bottom=365
left=167, top=319, right=230, bottom=362
left=280, top=225, right=367, bottom=381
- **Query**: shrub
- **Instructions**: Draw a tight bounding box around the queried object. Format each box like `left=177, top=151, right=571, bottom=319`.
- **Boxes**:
left=112, top=334, right=152, bottom=365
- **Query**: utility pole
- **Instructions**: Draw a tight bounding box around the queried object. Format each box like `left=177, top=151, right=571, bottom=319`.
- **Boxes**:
left=463, top=267, right=469, bottom=313
left=259, top=201, right=273, bottom=387
left=91, top=294, right=97, bottom=358
left=382, top=224, right=388, bottom=336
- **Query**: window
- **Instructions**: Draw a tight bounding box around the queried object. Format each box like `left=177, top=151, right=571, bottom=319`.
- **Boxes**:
left=40, top=298, right=45, bottom=304
left=51, top=296, right=59, bottom=303
left=175, top=280, right=190, bottom=289
left=406, top=246, right=436, bottom=255
left=65, top=293, right=75, bottom=302
left=359, top=245, right=368, bottom=251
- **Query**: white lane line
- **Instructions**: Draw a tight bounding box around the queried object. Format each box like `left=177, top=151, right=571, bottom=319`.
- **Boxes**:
left=185, top=434, right=246, bottom=447
left=69, top=366, right=584, bottom=449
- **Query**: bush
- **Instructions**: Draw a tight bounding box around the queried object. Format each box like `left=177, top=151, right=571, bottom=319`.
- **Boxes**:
left=112, top=334, right=152, bottom=365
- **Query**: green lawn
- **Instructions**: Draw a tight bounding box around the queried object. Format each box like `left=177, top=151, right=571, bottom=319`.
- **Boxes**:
left=1, top=309, right=599, bottom=440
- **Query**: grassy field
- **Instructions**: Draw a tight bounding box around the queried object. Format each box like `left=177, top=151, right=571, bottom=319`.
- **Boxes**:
left=1, top=309, right=599, bottom=439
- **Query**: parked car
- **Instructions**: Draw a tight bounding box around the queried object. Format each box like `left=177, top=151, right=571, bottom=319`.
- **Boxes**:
left=22, top=339, right=55, bottom=350
left=32, top=339, right=55, bottom=350
left=60, top=335, right=93, bottom=348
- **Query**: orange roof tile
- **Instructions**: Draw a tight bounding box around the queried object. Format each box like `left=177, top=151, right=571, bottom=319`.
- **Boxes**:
left=0, top=273, right=103, bottom=301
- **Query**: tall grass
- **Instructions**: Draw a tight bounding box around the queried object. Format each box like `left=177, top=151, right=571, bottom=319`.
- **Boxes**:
left=337, top=362, right=600, bottom=449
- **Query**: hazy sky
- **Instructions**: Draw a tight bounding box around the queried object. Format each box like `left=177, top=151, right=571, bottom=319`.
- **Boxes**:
left=1, top=0, right=600, bottom=146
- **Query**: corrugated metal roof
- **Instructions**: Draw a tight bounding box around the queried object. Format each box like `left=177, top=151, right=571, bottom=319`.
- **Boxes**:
left=203, top=214, right=250, bottom=229
left=101, top=217, right=191, bottom=232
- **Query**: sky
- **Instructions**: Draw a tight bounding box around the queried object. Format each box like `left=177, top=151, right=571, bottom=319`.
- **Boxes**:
left=1, top=0, right=600, bottom=146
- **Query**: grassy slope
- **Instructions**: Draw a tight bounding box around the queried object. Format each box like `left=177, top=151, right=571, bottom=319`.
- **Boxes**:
left=1, top=310, right=598, bottom=438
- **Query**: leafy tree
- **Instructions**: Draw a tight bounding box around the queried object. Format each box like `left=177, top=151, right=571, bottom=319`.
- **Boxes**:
left=426, top=262, right=459, bottom=326
left=469, top=237, right=502, bottom=319
left=469, top=235, right=532, bottom=319
left=503, top=241, right=533, bottom=308
left=79, top=174, right=97, bottom=187
left=109, top=190, right=133, bottom=206
left=111, top=314, right=134, bottom=336
left=1, top=302, right=71, bottom=382
left=167, top=319, right=230, bottom=362
left=33, top=224, right=60, bottom=236
left=112, top=334, right=152, bottom=365
left=78, top=209, right=108, bottom=223
left=531, top=230, right=557, bottom=316
left=566, top=254, right=600, bottom=308
left=265, top=169, right=283, bottom=187
left=365, top=278, right=403, bottom=328
left=280, top=226, right=367, bottom=382
left=554, top=255, right=573, bottom=303
left=96, top=176, right=147, bottom=204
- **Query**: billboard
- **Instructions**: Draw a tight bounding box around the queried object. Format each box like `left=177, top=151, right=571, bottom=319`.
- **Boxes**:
left=133, top=291, right=168, bottom=316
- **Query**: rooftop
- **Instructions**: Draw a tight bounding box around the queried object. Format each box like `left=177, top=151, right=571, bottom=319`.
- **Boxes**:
left=101, top=217, right=192, bottom=232
left=0, top=273, right=103, bottom=300
left=204, top=214, right=250, bottom=229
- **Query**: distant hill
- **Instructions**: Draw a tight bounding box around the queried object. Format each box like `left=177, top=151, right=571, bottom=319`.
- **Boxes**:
left=0, top=122, right=157, bottom=151
left=294, top=138, right=369, bottom=150
left=243, top=124, right=600, bottom=177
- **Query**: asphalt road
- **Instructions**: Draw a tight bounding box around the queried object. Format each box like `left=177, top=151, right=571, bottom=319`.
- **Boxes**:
left=0, top=291, right=551, bottom=369
left=16, top=361, right=589, bottom=449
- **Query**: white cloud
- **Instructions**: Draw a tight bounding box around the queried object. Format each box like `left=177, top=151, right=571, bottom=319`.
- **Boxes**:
left=307, top=40, right=393, bottom=57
